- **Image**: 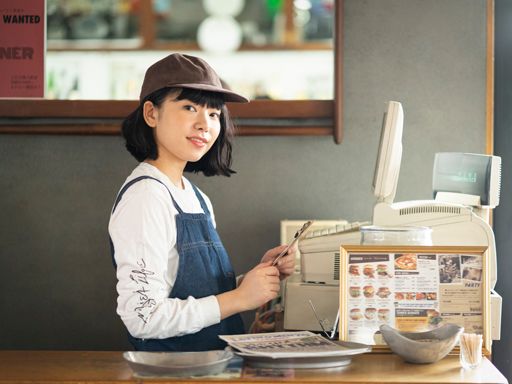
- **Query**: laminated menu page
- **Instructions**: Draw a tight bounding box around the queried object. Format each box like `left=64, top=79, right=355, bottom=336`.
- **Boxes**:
left=340, top=246, right=486, bottom=346
left=220, top=331, right=364, bottom=358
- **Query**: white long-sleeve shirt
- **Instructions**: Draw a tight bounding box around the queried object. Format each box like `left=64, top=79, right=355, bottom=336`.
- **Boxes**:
left=108, top=162, right=221, bottom=339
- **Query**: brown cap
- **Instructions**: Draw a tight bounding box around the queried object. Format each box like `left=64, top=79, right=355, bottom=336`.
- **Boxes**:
left=139, top=53, right=249, bottom=103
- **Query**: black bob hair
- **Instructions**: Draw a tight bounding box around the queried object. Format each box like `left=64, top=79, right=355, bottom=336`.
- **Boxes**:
left=122, top=87, right=236, bottom=177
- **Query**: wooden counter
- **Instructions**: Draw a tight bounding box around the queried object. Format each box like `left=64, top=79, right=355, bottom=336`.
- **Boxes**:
left=0, top=351, right=507, bottom=384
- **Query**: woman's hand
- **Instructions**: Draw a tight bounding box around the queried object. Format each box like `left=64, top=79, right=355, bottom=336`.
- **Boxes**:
left=216, top=246, right=296, bottom=320
left=260, top=244, right=296, bottom=280
left=217, top=262, right=280, bottom=318
left=238, top=262, right=280, bottom=309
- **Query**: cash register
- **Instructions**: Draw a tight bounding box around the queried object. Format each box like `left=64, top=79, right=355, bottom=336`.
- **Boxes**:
left=283, top=101, right=502, bottom=342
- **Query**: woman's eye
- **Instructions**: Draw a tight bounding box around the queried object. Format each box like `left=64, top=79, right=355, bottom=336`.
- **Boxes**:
left=184, top=105, right=196, bottom=112
left=210, top=112, right=221, bottom=119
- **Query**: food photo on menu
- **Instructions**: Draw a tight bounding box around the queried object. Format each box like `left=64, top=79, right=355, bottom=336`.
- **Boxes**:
left=438, top=254, right=461, bottom=284
left=363, top=285, right=375, bottom=298
left=349, top=264, right=360, bottom=276
left=378, top=308, right=390, bottom=322
left=350, top=308, right=363, bottom=321
left=377, top=286, right=391, bottom=298
left=363, top=265, right=375, bottom=278
left=461, top=255, right=483, bottom=282
left=394, top=253, right=417, bottom=270
left=377, top=264, right=390, bottom=277
left=349, top=286, right=361, bottom=298
left=364, top=307, right=377, bottom=320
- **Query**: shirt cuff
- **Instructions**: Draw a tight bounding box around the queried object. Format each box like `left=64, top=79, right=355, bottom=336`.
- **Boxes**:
left=197, top=295, right=221, bottom=327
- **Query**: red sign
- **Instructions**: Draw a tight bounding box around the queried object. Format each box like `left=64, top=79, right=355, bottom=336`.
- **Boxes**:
left=0, top=0, right=45, bottom=98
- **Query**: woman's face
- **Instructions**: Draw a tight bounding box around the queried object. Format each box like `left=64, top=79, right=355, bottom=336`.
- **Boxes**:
left=148, top=94, right=222, bottom=167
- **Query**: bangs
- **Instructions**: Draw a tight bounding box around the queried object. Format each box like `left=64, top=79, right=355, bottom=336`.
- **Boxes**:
left=176, top=88, right=225, bottom=109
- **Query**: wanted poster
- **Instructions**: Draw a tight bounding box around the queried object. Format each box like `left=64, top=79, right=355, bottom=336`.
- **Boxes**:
left=0, top=0, right=45, bottom=98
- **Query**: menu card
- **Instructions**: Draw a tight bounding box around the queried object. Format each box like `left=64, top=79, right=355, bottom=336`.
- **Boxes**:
left=345, top=252, right=483, bottom=345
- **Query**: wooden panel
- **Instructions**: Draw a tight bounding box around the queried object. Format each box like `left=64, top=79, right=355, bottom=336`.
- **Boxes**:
left=486, top=0, right=495, bottom=155
left=0, top=100, right=333, bottom=118
left=0, top=100, right=137, bottom=118
left=0, top=100, right=334, bottom=136
left=334, top=0, right=344, bottom=144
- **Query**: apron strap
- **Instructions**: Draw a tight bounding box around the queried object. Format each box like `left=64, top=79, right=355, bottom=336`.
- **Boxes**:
left=110, top=175, right=182, bottom=268
left=191, top=184, right=211, bottom=217
left=111, top=175, right=183, bottom=214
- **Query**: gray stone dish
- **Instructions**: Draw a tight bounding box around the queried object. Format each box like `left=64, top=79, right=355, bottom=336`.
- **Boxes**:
left=123, top=350, right=234, bottom=377
left=379, top=323, right=463, bottom=364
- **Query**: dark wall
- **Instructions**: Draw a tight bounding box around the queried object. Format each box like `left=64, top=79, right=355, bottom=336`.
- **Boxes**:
left=0, top=135, right=134, bottom=350
left=491, top=0, right=512, bottom=379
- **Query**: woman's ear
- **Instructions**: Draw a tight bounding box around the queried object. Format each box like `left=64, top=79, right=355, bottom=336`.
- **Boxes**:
left=143, top=101, right=158, bottom=128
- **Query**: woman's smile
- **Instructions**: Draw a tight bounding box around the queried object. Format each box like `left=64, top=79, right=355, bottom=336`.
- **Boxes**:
left=187, top=135, right=208, bottom=147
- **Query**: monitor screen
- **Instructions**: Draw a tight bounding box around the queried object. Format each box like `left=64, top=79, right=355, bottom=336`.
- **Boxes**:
left=372, top=101, right=404, bottom=204
left=433, top=152, right=501, bottom=207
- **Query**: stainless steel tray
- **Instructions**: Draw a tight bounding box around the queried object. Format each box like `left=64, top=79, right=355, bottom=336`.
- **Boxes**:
left=123, top=350, right=234, bottom=377
left=232, top=340, right=371, bottom=369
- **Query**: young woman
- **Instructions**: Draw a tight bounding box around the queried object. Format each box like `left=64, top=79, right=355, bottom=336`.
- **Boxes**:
left=108, top=53, right=295, bottom=352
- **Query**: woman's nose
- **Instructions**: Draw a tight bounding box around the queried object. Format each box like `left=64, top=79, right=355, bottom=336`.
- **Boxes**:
left=194, top=111, right=210, bottom=132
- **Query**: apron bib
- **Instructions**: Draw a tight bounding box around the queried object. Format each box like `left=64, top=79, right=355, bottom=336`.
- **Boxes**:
left=110, top=176, right=244, bottom=351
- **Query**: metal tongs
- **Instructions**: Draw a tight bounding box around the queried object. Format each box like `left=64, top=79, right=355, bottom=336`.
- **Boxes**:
left=309, top=299, right=340, bottom=340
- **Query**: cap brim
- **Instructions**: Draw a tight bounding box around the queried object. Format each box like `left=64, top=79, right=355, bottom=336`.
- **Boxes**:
left=172, top=83, right=249, bottom=103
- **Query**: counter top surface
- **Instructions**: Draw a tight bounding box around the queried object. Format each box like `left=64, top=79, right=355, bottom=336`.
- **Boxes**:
left=0, top=350, right=507, bottom=384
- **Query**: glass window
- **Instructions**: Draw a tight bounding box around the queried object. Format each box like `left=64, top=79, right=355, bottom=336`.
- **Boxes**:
left=44, top=0, right=335, bottom=100
left=153, top=0, right=334, bottom=47
left=298, top=0, right=334, bottom=42
left=47, top=0, right=139, bottom=41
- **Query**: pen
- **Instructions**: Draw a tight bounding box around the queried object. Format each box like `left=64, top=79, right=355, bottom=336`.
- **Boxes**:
left=272, top=220, right=313, bottom=266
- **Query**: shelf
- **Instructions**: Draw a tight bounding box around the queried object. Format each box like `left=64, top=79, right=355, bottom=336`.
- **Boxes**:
left=47, top=41, right=333, bottom=52
left=46, top=0, right=334, bottom=53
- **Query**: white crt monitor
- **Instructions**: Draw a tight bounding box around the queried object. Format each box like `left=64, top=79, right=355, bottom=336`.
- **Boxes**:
left=372, top=101, right=404, bottom=204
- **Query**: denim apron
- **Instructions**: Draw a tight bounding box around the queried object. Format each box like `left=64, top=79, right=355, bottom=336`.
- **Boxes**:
left=110, top=175, right=245, bottom=351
